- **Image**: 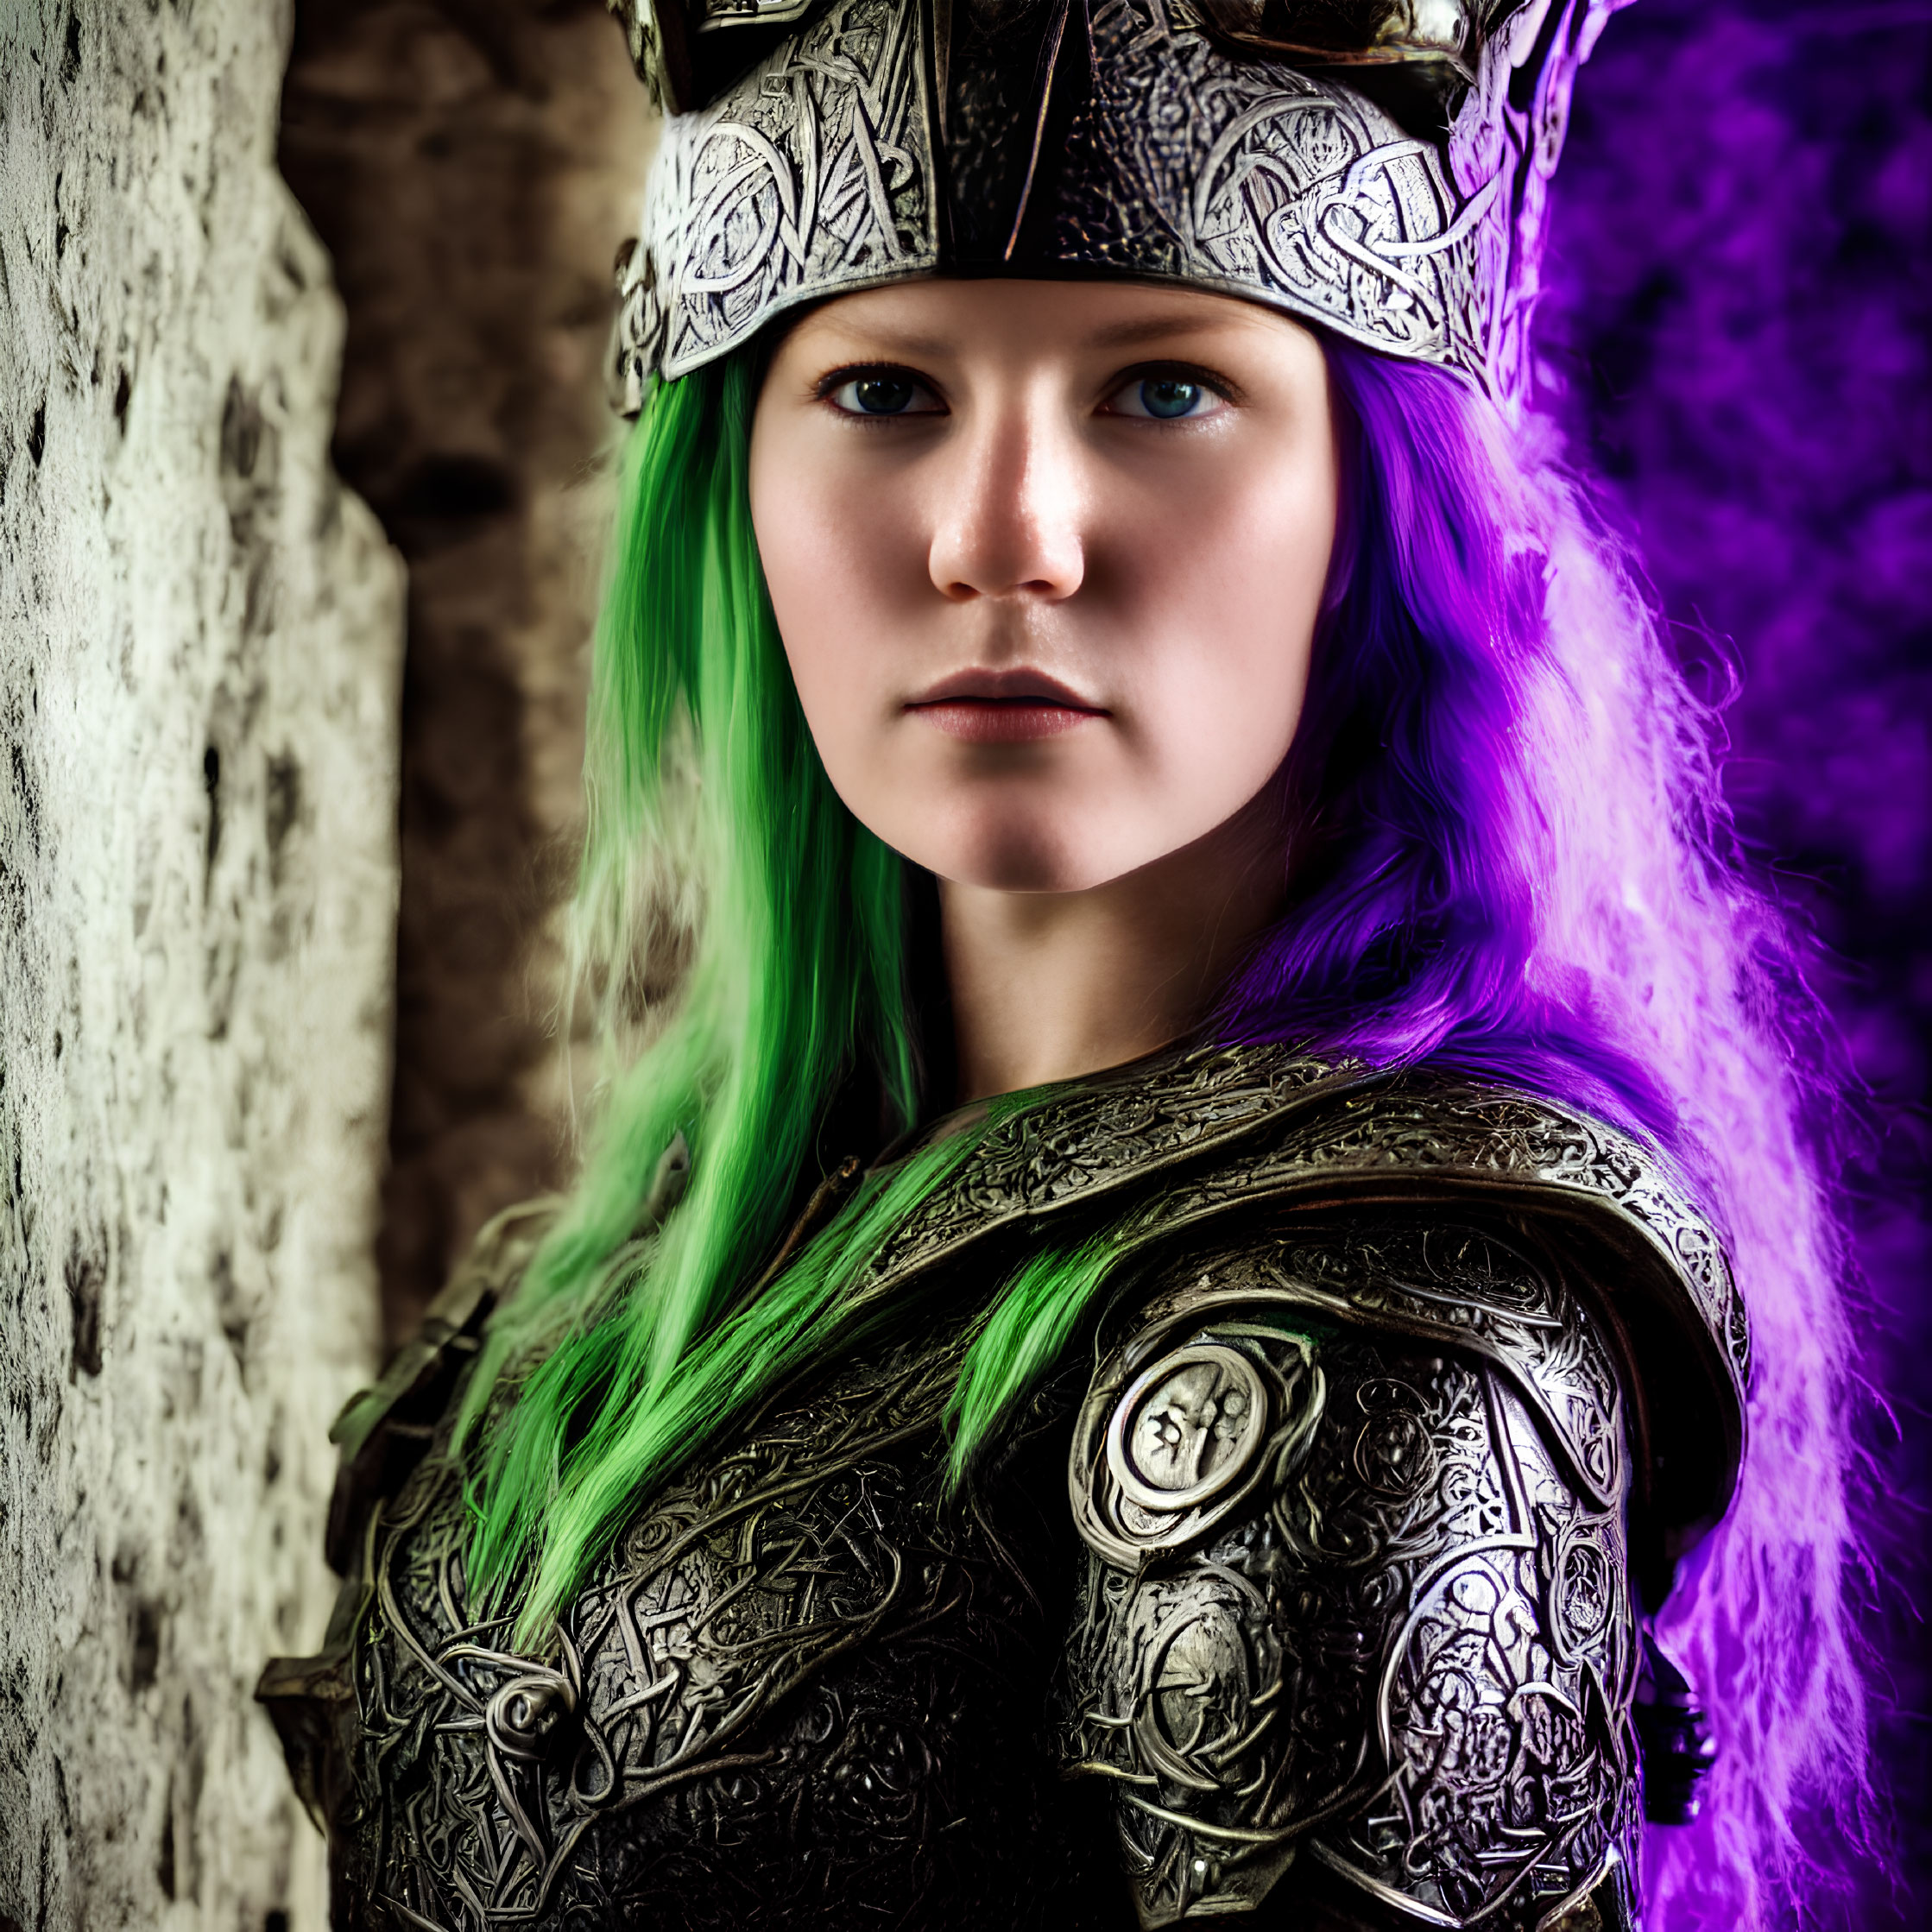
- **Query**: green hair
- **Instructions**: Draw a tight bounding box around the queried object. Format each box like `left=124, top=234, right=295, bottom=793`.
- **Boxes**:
left=458, top=354, right=1118, bottom=1638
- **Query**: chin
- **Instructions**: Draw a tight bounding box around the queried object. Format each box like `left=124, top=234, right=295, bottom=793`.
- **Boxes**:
left=913, top=811, right=1141, bottom=895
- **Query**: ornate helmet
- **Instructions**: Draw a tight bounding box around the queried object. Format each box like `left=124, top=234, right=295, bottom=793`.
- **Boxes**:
left=607, top=0, right=1622, bottom=412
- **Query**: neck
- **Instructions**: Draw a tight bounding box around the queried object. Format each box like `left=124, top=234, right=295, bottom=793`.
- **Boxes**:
left=939, top=799, right=1287, bottom=1107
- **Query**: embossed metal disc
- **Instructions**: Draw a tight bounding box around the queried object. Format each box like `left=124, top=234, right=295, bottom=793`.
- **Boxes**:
left=1104, top=1344, right=1269, bottom=1517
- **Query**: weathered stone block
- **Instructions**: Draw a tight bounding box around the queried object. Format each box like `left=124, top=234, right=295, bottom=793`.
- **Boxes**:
left=0, top=3, right=403, bottom=1924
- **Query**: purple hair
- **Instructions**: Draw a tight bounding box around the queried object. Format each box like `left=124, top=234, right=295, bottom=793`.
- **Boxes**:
left=1216, top=336, right=1872, bottom=1927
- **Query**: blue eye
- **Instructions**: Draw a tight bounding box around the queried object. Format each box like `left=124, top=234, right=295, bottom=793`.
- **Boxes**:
left=828, top=373, right=938, bottom=416
left=1142, top=379, right=1203, bottom=418
left=1113, top=376, right=1221, bottom=420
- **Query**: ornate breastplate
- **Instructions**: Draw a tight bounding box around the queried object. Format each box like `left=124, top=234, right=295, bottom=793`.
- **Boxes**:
left=271, top=1297, right=1121, bottom=1929
left=263, top=1044, right=1746, bottom=1930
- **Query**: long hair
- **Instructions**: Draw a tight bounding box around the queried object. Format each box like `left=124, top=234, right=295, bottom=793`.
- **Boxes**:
left=457, top=333, right=1866, bottom=1928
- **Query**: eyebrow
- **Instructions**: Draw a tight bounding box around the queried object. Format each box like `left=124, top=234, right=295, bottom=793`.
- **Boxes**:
left=815, top=327, right=954, bottom=361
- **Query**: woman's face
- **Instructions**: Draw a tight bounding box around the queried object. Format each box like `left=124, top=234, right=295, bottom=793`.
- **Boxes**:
left=748, top=279, right=1337, bottom=894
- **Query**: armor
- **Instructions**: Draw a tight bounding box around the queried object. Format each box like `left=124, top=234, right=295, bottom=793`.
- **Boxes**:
left=1064, top=1224, right=1642, bottom=1926
left=262, top=1042, right=1744, bottom=1929
left=606, top=0, right=1626, bottom=406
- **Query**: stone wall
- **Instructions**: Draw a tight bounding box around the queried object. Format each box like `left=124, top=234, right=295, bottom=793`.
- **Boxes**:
left=0, top=3, right=402, bottom=1926
left=281, top=0, right=654, bottom=1346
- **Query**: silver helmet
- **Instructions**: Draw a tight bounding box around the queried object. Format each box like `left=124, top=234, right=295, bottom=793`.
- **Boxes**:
left=608, top=0, right=1619, bottom=409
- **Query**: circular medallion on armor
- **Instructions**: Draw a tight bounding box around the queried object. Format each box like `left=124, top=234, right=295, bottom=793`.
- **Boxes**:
left=1106, top=1344, right=1267, bottom=1518
left=1073, top=1328, right=1323, bottom=1565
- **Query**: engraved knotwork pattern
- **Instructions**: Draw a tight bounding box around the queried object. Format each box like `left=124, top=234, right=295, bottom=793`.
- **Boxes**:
left=614, top=0, right=1626, bottom=402
left=842, top=1044, right=1744, bottom=1437
left=262, top=1049, right=1725, bottom=1929
left=1105, top=1076, right=1748, bottom=1393
left=622, top=0, right=938, bottom=387
left=857, top=1044, right=1353, bottom=1293
left=1056, top=0, right=1493, bottom=377
left=327, top=1324, right=1119, bottom=1929
left=1109, top=1218, right=1631, bottom=1515
left=1061, top=1315, right=1638, bottom=1928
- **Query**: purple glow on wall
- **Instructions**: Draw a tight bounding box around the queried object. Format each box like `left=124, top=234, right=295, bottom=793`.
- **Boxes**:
left=1542, top=0, right=1931, bottom=1921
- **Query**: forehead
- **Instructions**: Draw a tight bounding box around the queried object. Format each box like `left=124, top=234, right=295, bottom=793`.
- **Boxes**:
left=774, top=278, right=1316, bottom=363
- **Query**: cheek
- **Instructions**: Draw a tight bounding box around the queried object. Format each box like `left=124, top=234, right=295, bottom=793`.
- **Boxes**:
left=1111, top=457, right=1332, bottom=790
left=749, top=436, right=926, bottom=767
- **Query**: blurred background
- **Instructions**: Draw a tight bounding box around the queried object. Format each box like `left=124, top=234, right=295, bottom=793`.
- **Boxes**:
left=280, top=0, right=652, bottom=1352
left=1544, top=3, right=1929, bottom=1916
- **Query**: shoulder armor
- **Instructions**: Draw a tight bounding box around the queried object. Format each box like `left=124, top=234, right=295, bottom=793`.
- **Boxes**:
left=865, top=1051, right=1746, bottom=1588
left=1060, top=1215, right=1644, bottom=1928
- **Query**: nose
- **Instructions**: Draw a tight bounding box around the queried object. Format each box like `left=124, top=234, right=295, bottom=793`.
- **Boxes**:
left=927, top=395, right=1086, bottom=604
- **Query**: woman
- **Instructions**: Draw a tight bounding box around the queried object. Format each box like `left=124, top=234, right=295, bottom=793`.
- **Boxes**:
left=262, top=1, right=1866, bottom=1925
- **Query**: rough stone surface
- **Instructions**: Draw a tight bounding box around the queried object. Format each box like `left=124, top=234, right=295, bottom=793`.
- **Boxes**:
left=0, top=3, right=402, bottom=1927
left=281, top=0, right=655, bottom=1345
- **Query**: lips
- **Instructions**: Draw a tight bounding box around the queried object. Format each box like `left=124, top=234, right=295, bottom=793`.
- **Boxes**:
left=905, top=667, right=1107, bottom=744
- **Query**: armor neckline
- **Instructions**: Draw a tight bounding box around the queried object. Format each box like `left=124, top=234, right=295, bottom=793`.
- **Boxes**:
left=840, top=1039, right=1747, bottom=1565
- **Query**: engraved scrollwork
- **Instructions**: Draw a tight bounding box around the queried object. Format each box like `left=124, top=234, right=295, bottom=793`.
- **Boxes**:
left=856, top=1045, right=1354, bottom=1293
left=487, top=1671, right=578, bottom=1762
left=1060, top=1313, right=1640, bottom=1929
left=1101, top=1075, right=1749, bottom=1469
left=260, top=1045, right=1720, bottom=1930
left=1089, top=1211, right=1633, bottom=1551
left=837, top=1044, right=1740, bottom=1594
left=313, top=1314, right=1127, bottom=1928
left=1064, top=1, right=1493, bottom=378
left=1351, top=1373, right=1438, bottom=1496
left=839, top=1048, right=1744, bottom=1470
left=1118, top=1084, right=1727, bottom=1312
left=617, top=0, right=1626, bottom=405
left=627, top=0, right=939, bottom=382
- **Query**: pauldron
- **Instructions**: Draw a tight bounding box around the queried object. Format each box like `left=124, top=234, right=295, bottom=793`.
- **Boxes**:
left=1061, top=1216, right=1643, bottom=1929
left=606, top=0, right=1625, bottom=405
left=855, top=1050, right=1749, bottom=1595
